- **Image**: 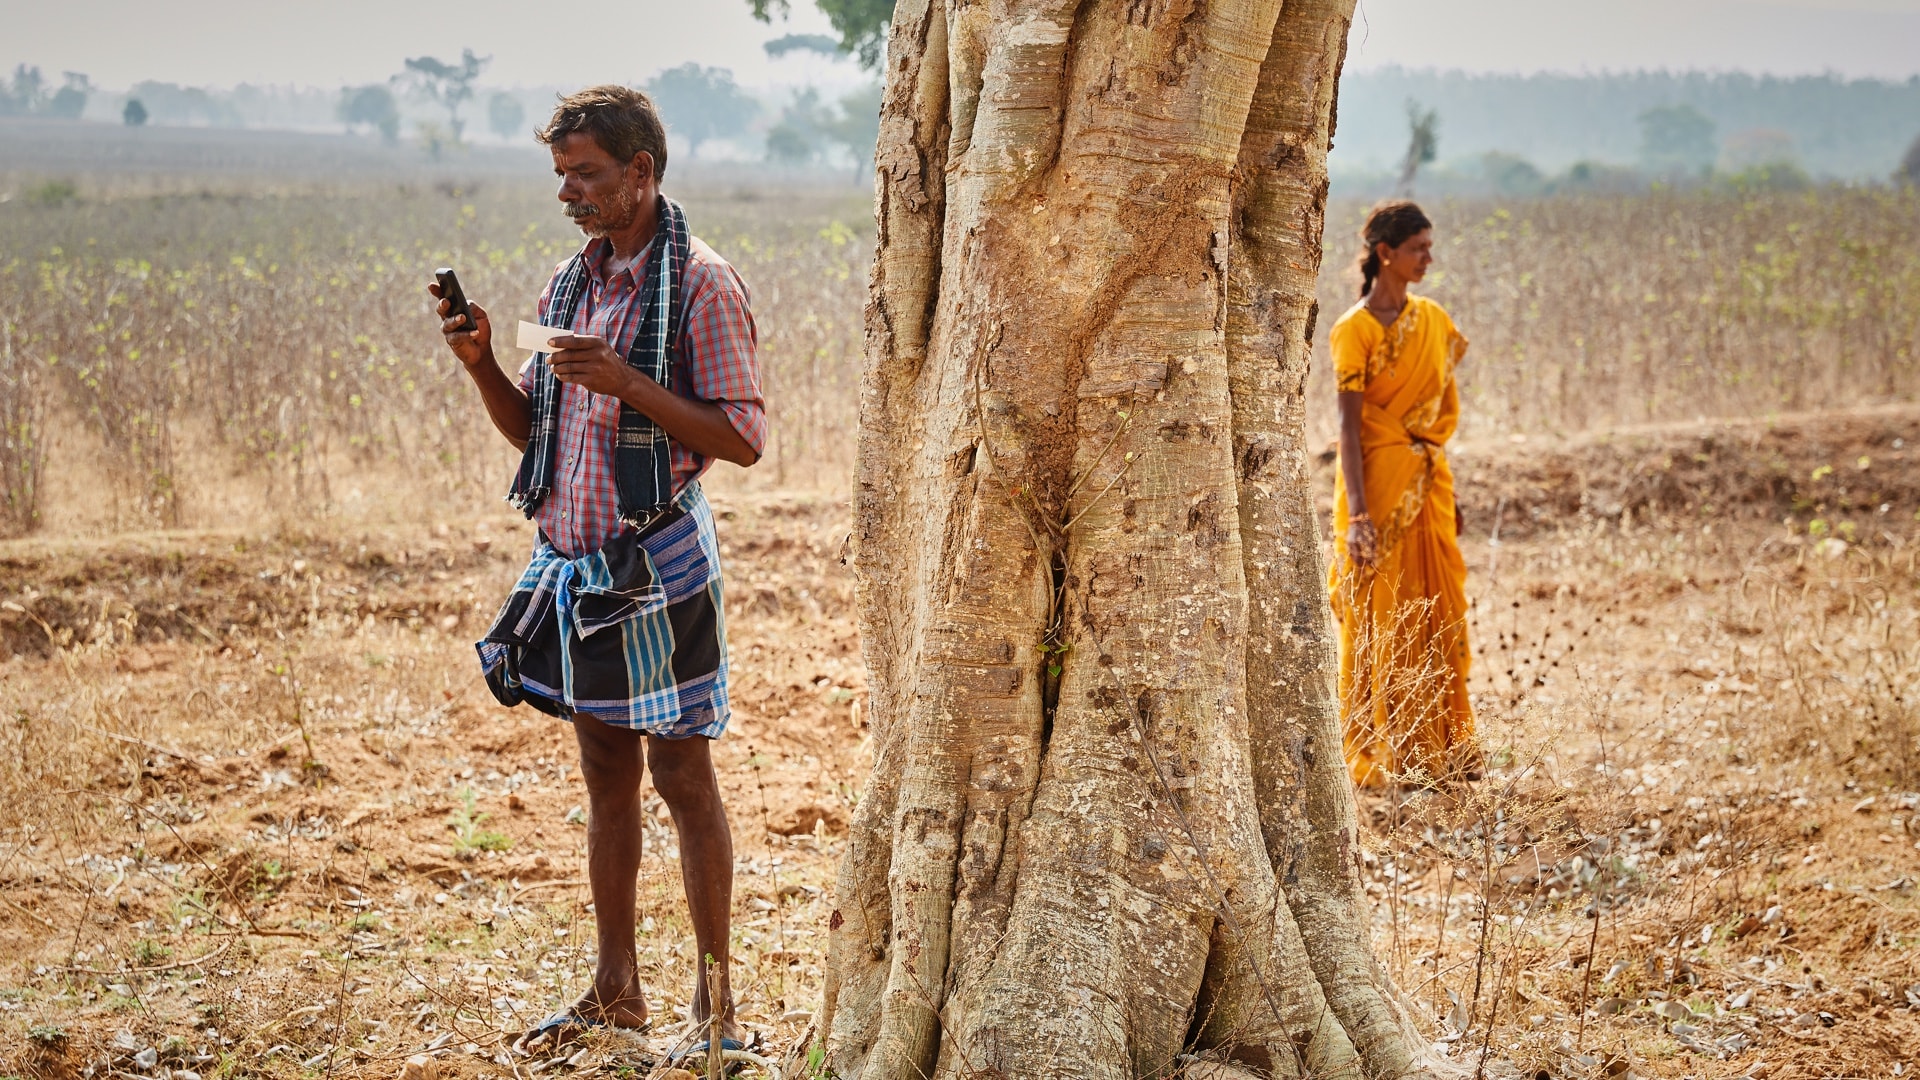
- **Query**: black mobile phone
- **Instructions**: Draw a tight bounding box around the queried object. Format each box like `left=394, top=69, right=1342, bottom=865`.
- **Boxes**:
left=435, top=267, right=474, bottom=332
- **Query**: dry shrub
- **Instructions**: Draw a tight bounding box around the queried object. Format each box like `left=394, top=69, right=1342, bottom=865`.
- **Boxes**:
left=0, top=185, right=867, bottom=535
left=0, top=318, right=46, bottom=534
left=1711, top=543, right=1920, bottom=787
left=5, top=183, right=1917, bottom=537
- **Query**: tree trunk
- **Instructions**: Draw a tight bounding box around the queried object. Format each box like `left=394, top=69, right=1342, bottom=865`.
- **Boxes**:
left=816, top=2, right=1437, bottom=1076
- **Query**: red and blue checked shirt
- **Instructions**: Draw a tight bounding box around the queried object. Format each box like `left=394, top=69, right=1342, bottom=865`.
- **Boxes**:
left=519, top=234, right=765, bottom=558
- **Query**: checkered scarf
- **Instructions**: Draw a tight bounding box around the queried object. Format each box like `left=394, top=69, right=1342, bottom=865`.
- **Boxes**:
left=508, top=195, right=690, bottom=526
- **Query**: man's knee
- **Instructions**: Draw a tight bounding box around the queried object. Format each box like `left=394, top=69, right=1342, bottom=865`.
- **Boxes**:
left=648, top=738, right=720, bottom=811
left=575, top=720, right=645, bottom=805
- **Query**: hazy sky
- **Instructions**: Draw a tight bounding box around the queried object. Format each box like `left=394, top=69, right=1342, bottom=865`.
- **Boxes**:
left=3, top=0, right=1917, bottom=91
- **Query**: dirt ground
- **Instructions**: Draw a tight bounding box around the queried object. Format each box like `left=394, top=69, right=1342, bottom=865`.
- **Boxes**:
left=2, top=405, right=1917, bottom=1079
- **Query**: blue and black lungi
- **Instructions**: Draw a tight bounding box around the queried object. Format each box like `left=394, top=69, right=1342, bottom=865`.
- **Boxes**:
left=477, top=483, right=730, bottom=739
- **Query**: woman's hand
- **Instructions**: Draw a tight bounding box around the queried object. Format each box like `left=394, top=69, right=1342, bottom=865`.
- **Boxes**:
left=1455, top=501, right=1465, bottom=538
left=1346, top=514, right=1379, bottom=569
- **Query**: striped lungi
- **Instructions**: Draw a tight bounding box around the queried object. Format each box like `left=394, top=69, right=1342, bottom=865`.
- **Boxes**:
left=477, top=482, right=729, bottom=738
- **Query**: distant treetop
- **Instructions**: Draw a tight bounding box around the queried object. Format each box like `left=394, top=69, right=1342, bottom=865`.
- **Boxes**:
left=488, top=93, right=526, bottom=143
left=1899, top=132, right=1920, bottom=186
left=748, top=0, right=894, bottom=69
left=644, top=64, right=760, bottom=160
left=764, top=33, right=846, bottom=59
left=0, top=65, right=92, bottom=120
left=339, top=84, right=400, bottom=144
left=1638, top=103, right=1717, bottom=177
left=403, top=49, right=489, bottom=145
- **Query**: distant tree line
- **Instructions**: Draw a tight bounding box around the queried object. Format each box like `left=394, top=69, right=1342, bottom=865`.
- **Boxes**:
left=1361, top=89, right=1920, bottom=200
left=0, top=66, right=92, bottom=119
left=1333, top=68, right=1920, bottom=181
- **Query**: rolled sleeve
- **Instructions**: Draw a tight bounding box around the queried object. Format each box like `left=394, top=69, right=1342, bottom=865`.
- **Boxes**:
left=680, top=259, right=766, bottom=458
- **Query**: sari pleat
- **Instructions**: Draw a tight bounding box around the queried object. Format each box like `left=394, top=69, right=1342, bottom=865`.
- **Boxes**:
left=1329, top=296, right=1478, bottom=787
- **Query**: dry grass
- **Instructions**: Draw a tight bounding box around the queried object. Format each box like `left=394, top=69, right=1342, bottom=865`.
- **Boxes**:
left=1, top=415, right=1914, bottom=1079
left=0, top=495, right=864, bottom=1079
left=1333, top=409, right=1920, bottom=1080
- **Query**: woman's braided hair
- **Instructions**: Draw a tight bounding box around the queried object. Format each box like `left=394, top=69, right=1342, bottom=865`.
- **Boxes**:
left=1357, top=200, right=1432, bottom=299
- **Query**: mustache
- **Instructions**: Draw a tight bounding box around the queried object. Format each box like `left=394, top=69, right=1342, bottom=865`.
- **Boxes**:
left=563, top=201, right=601, bottom=220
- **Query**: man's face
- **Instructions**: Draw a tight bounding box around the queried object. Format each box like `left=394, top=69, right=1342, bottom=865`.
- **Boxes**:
left=551, top=132, right=653, bottom=238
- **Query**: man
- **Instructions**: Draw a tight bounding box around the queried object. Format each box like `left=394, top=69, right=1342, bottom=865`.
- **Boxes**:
left=429, top=85, right=762, bottom=1056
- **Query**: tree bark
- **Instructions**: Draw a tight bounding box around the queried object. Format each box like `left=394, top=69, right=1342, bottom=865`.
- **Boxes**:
left=817, top=2, right=1437, bottom=1076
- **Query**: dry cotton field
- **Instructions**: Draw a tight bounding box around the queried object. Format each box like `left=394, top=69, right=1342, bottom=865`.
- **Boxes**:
left=1, top=128, right=1918, bottom=1079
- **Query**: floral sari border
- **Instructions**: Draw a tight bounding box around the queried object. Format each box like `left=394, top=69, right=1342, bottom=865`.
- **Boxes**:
left=1376, top=442, right=1435, bottom=559
left=1337, top=298, right=1423, bottom=394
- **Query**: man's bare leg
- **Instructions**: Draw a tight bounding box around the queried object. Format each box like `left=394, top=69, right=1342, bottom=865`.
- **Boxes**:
left=646, top=734, right=741, bottom=1042
left=570, top=712, right=651, bottom=1028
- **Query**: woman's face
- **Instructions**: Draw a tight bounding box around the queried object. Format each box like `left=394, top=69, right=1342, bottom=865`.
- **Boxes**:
left=1380, top=228, right=1434, bottom=283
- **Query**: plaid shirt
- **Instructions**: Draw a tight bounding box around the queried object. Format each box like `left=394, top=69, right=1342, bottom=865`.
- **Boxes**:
left=520, top=234, right=764, bottom=558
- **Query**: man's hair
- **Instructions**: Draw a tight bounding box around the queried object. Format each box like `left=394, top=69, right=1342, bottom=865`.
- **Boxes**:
left=537, top=85, right=668, bottom=182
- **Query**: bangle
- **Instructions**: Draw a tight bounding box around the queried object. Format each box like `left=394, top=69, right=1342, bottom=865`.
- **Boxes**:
left=1350, top=513, right=1371, bottom=524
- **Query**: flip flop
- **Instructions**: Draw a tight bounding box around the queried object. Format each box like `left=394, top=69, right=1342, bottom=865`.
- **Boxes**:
left=668, top=1035, right=748, bottom=1065
left=513, top=1012, right=610, bottom=1055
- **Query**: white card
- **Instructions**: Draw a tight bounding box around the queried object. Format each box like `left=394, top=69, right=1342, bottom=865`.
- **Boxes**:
left=516, top=320, right=574, bottom=352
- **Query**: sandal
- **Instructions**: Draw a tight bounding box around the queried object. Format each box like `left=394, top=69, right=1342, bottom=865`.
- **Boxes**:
left=668, top=1032, right=756, bottom=1066
left=513, top=1011, right=622, bottom=1055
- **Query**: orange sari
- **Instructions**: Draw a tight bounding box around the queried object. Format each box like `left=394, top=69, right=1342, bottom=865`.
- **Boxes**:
left=1328, top=295, right=1477, bottom=787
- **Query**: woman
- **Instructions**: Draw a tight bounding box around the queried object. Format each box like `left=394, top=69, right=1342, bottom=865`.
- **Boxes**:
left=1328, top=201, right=1478, bottom=788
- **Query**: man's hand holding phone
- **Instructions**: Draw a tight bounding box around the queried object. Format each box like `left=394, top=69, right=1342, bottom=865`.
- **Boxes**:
left=428, top=271, right=494, bottom=369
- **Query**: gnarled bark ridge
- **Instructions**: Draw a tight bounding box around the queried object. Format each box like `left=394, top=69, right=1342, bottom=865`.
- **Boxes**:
left=817, top=2, right=1438, bottom=1076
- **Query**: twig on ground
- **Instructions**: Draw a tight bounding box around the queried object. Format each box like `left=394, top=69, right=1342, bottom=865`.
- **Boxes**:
left=510, top=879, right=590, bottom=900
left=1574, top=903, right=1601, bottom=1048
left=67, top=720, right=210, bottom=771
left=2, top=892, right=57, bottom=929
left=60, top=936, right=236, bottom=976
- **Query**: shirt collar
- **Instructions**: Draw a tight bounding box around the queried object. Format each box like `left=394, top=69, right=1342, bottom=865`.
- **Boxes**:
left=583, top=236, right=654, bottom=287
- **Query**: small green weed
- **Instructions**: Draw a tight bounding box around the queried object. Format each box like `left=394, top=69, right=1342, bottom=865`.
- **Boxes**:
left=448, top=787, right=512, bottom=855
left=25, top=178, right=78, bottom=205
left=26, top=1022, right=66, bottom=1044
left=252, top=859, right=289, bottom=898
